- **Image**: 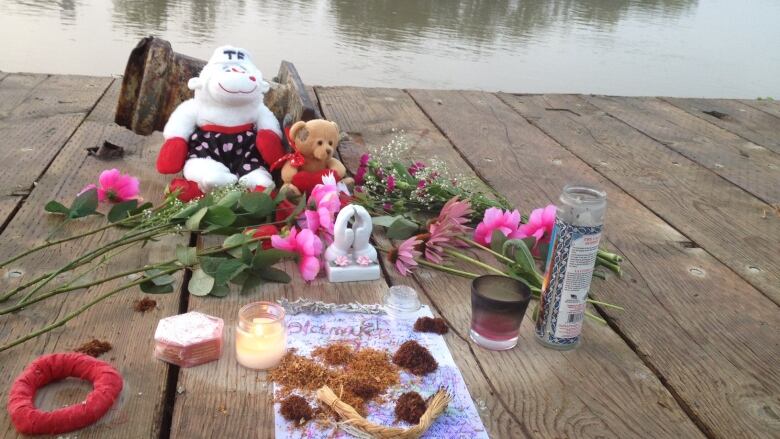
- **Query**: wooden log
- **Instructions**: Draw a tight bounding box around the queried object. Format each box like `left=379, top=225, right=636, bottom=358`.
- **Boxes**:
left=583, top=95, right=780, bottom=204
left=0, top=81, right=184, bottom=438
left=318, top=86, right=705, bottom=439
left=408, top=89, right=780, bottom=439
left=662, top=97, right=780, bottom=154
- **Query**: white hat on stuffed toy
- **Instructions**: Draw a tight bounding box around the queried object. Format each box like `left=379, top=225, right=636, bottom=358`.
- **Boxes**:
left=189, top=45, right=268, bottom=92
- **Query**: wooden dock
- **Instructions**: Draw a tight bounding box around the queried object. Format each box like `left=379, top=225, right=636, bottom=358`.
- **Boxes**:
left=0, top=72, right=778, bottom=439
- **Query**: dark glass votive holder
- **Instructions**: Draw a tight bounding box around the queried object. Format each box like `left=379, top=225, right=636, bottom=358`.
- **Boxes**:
left=470, top=275, right=532, bottom=350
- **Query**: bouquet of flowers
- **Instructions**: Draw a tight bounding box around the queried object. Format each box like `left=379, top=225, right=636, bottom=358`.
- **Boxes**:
left=0, top=169, right=303, bottom=351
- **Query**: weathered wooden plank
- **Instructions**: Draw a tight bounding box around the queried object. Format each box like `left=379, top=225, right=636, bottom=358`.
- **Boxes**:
left=0, top=80, right=183, bottom=438
left=583, top=96, right=780, bottom=204
left=0, top=75, right=112, bottom=229
left=500, top=93, right=780, bottom=305
left=0, top=196, right=21, bottom=231
left=663, top=97, right=780, bottom=154
left=318, top=86, right=705, bottom=439
left=0, top=73, right=48, bottom=118
left=409, top=89, right=780, bottom=439
left=740, top=99, right=780, bottom=119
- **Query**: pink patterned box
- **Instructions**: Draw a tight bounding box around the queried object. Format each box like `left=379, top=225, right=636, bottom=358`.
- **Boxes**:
left=154, top=312, right=224, bottom=367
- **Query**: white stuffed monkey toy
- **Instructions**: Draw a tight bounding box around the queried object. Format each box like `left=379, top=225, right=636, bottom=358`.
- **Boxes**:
left=156, top=46, right=284, bottom=201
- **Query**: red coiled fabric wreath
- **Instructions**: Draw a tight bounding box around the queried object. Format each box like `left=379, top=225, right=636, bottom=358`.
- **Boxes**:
left=7, top=352, right=123, bottom=435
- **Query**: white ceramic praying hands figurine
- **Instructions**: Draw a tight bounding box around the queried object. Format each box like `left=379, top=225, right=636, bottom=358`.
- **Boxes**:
left=324, top=204, right=380, bottom=282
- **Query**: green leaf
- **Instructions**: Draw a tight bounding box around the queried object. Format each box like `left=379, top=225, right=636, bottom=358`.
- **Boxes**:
left=44, top=201, right=70, bottom=215
left=172, top=203, right=203, bottom=220
left=503, top=239, right=537, bottom=274
left=392, top=162, right=415, bottom=183
left=185, top=207, right=208, bottom=231
left=188, top=268, right=215, bottom=296
left=371, top=215, right=400, bottom=228
left=216, top=190, right=242, bottom=208
left=239, top=192, right=274, bottom=216
left=240, top=274, right=264, bottom=294
left=199, top=256, right=226, bottom=274
left=289, top=195, right=307, bottom=220
left=213, top=259, right=247, bottom=285
left=107, top=199, right=139, bottom=223
left=490, top=230, right=508, bottom=254
left=69, top=188, right=99, bottom=219
left=255, top=267, right=291, bottom=283
left=140, top=280, right=174, bottom=294
left=144, top=269, right=175, bottom=286
left=386, top=217, right=419, bottom=239
left=209, top=284, right=231, bottom=297
left=175, top=245, right=198, bottom=266
left=204, top=206, right=236, bottom=227
left=223, top=234, right=259, bottom=258
left=252, top=249, right=295, bottom=269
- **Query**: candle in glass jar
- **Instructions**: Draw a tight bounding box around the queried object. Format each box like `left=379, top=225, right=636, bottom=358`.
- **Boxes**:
left=235, top=302, right=286, bottom=370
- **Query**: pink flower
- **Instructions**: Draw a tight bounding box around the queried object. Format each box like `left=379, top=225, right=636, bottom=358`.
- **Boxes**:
left=271, top=228, right=323, bottom=281
left=436, top=197, right=472, bottom=234
left=386, top=175, right=396, bottom=193
left=301, top=177, right=342, bottom=236
left=473, top=207, right=524, bottom=245
left=388, top=237, right=421, bottom=276
left=356, top=255, right=372, bottom=266
left=408, top=161, right=425, bottom=176
left=518, top=204, right=557, bottom=243
left=81, top=169, right=140, bottom=203
left=421, top=223, right=453, bottom=264
left=334, top=255, right=350, bottom=267
left=359, top=154, right=370, bottom=166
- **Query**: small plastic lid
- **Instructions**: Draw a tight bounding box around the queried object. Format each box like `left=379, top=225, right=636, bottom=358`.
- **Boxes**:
left=383, top=285, right=421, bottom=319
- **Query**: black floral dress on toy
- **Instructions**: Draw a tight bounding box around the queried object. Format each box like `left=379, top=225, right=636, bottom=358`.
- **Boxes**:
left=187, top=126, right=265, bottom=177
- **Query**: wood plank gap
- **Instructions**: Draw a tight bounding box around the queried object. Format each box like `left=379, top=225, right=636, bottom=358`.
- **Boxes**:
left=739, top=100, right=780, bottom=119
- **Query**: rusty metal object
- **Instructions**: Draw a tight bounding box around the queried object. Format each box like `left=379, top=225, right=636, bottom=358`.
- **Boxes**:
left=115, top=37, right=317, bottom=135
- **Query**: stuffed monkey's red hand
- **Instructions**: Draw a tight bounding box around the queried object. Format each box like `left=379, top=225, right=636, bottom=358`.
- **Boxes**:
left=256, top=129, right=284, bottom=167
left=156, top=137, right=188, bottom=174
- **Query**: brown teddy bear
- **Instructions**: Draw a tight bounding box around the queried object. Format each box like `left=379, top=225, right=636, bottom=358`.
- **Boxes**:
left=278, top=119, right=352, bottom=196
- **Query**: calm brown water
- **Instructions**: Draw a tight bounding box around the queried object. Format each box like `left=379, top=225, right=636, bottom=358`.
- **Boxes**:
left=0, top=0, right=778, bottom=98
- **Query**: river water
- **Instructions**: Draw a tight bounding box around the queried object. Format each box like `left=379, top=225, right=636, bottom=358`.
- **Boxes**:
left=0, top=0, right=778, bottom=98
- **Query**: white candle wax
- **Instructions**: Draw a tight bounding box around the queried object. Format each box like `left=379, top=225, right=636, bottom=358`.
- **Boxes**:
left=235, top=317, right=286, bottom=369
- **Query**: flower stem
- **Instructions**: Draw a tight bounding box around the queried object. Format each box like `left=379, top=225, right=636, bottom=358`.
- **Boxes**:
left=586, top=298, right=624, bottom=311
left=3, top=258, right=181, bottom=314
left=0, top=267, right=180, bottom=352
left=596, top=255, right=622, bottom=276
left=443, top=248, right=507, bottom=277
left=457, top=237, right=514, bottom=264
left=585, top=310, right=607, bottom=325
left=1, top=211, right=151, bottom=269
left=416, top=259, right=479, bottom=279
left=2, top=224, right=171, bottom=303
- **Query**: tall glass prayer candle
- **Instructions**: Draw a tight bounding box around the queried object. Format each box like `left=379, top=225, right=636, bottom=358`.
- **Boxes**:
left=235, top=302, right=286, bottom=369
left=535, top=185, right=606, bottom=350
